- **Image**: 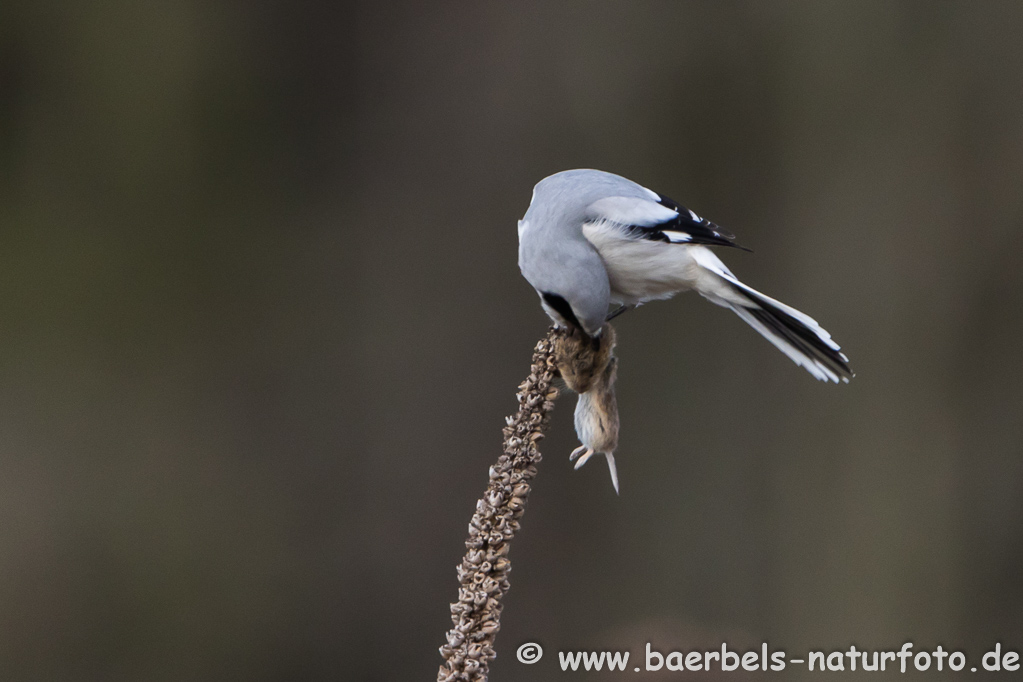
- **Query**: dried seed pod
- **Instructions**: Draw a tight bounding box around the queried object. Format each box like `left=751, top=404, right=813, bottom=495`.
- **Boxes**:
left=438, top=329, right=561, bottom=682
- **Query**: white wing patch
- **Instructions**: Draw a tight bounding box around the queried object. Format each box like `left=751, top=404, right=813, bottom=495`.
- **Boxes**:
left=587, top=196, right=677, bottom=227
left=662, top=230, right=692, bottom=243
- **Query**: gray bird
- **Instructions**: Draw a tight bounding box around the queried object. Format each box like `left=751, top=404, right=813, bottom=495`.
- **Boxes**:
left=518, top=169, right=853, bottom=487
left=518, top=169, right=852, bottom=382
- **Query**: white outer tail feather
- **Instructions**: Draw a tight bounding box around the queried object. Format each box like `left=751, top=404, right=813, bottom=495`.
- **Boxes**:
left=690, top=248, right=851, bottom=384
left=727, top=304, right=842, bottom=382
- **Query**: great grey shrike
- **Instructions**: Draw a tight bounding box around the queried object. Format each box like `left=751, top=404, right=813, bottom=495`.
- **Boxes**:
left=518, top=168, right=852, bottom=384
left=518, top=169, right=852, bottom=491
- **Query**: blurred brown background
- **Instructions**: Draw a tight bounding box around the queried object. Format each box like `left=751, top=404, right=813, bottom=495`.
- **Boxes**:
left=1, top=2, right=1022, bottom=680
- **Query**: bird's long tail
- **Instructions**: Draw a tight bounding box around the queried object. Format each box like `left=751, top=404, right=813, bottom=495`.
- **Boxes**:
left=690, top=248, right=853, bottom=383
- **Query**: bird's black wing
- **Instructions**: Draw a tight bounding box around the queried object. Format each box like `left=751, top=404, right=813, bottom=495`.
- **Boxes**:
left=635, top=194, right=750, bottom=251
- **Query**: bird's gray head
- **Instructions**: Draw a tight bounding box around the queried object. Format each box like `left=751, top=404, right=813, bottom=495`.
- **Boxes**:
left=518, top=170, right=653, bottom=336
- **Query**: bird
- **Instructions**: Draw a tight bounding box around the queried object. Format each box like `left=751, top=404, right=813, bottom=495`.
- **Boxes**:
left=518, top=169, right=852, bottom=492
left=518, top=169, right=853, bottom=384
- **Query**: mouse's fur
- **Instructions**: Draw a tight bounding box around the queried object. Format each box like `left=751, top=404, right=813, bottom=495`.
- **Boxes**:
left=553, top=323, right=616, bottom=394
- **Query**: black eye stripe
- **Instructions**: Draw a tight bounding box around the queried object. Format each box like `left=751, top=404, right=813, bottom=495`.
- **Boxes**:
left=541, top=292, right=583, bottom=331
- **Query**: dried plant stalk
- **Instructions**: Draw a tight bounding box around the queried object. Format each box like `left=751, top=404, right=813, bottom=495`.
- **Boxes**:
left=437, top=328, right=561, bottom=682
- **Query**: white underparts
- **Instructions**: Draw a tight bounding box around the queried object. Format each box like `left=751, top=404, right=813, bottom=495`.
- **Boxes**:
left=582, top=220, right=736, bottom=306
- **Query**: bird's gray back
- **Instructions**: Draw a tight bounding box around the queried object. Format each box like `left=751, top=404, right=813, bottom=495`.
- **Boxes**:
left=518, top=170, right=654, bottom=333
left=522, top=169, right=658, bottom=231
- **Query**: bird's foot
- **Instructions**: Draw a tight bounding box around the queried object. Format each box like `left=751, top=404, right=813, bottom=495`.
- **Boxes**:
left=606, top=304, right=631, bottom=322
